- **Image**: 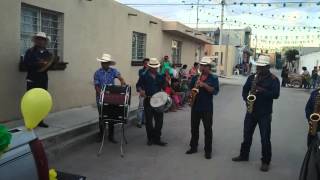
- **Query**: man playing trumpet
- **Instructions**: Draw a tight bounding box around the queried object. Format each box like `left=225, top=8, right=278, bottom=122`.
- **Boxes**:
left=23, top=32, right=54, bottom=128
left=232, top=55, right=280, bottom=172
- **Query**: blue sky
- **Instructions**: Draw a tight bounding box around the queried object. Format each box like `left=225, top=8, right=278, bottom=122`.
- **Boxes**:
left=117, top=0, right=320, bottom=48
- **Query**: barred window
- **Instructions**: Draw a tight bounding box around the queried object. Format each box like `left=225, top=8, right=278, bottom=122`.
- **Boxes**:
left=171, top=40, right=182, bottom=64
left=132, top=32, right=146, bottom=61
left=20, top=4, right=63, bottom=59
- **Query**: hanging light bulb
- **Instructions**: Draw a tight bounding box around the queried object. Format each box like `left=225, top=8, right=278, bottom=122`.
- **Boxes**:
left=283, top=3, right=286, bottom=7
left=299, top=3, right=302, bottom=7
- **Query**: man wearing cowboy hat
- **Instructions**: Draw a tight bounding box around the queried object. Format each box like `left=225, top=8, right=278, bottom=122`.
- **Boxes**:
left=23, top=32, right=53, bottom=128
left=186, top=56, right=219, bottom=159
left=94, top=53, right=126, bottom=143
left=136, top=58, right=168, bottom=146
left=232, top=55, right=280, bottom=172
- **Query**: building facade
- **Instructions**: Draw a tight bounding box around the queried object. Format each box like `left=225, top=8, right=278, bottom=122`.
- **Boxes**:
left=0, top=0, right=211, bottom=120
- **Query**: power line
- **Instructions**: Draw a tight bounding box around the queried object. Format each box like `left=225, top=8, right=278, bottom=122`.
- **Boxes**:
left=123, top=1, right=320, bottom=6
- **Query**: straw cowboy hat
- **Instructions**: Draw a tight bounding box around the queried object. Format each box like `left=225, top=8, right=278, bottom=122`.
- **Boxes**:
left=32, top=32, right=49, bottom=41
left=148, top=58, right=161, bottom=68
left=96, top=53, right=116, bottom=65
left=255, top=55, right=270, bottom=67
left=199, top=56, right=213, bottom=66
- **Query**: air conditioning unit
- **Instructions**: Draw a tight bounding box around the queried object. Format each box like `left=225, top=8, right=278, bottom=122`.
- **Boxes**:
left=172, top=41, right=177, bottom=48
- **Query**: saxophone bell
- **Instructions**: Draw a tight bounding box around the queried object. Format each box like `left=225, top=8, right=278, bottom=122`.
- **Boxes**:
left=310, top=113, right=320, bottom=122
left=309, top=113, right=320, bottom=136
left=247, top=94, right=256, bottom=102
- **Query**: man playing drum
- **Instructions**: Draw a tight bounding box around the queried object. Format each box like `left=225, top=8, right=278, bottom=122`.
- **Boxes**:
left=94, top=53, right=126, bottom=143
left=136, top=58, right=168, bottom=146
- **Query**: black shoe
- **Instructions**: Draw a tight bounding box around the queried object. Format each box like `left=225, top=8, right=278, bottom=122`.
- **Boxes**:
left=153, top=140, right=167, bottom=146
left=185, top=148, right=198, bottom=154
left=137, top=124, right=142, bottom=128
left=205, top=153, right=212, bottom=159
left=232, top=155, right=249, bottom=162
left=147, top=140, right=153, bottom=146
left=108, top=138, right=118, bottom=144
left=260, top=163, right=270, bottom=172
left=38, top=122, right=49, bottom=128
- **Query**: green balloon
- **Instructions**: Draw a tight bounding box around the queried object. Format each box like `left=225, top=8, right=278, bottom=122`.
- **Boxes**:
left=0, top=125, right=12, bottom=153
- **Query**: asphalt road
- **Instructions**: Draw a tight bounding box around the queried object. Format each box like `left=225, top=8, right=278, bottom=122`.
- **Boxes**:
left=51, top=84, right=311, bottom=180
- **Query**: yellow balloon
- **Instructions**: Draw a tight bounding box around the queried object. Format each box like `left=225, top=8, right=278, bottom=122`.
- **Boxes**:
left=21, top=88, right=52, bottom=130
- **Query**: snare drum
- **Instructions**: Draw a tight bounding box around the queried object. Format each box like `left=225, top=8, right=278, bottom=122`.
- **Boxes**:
left=150, top=92, right=172, bottom=113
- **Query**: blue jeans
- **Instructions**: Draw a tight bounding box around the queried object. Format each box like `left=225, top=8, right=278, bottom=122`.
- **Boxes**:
left=312, top=79, right=317, bottom=89
left=240, top=113, right=272, bottom=164
left=137, top=109, right=145, bottom=125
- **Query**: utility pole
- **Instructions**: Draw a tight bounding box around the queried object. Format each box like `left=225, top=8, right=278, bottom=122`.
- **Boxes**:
left=254, top=34, right=258, bottom=60
left=196, top=0, right=200, bottom=30
left=218, top=0, right=225, bottom=75
left=219, top=0, right=225, bottom=46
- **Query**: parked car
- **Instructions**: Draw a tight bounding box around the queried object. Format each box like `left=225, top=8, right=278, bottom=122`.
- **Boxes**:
left=0, top=127, right=49, bottom=180
left=288, top=73, right=303, bottom=88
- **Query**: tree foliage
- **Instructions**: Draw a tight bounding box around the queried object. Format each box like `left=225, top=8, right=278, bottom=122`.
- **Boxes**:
left=285, top=49, right=299, bottom=62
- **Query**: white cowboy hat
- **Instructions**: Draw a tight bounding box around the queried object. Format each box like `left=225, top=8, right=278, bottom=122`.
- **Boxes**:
left=96, top=53, right=116, bottom=65
left=199, top=56, right=213, bottom=66
left=148, top=58, right=161, bottom=68
left=255, top=55, right=270, bottom=66
left=32, top=32, right=49, bottom=41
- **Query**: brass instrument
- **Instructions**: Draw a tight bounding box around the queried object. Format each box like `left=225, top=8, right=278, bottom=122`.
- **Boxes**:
left=247, top=75, right=258, bottom=114
left=189, top=71, right=202, bottom=107
left=309, top=90, right=320, bottom=135
left=38, top=55, right=54, bottom=72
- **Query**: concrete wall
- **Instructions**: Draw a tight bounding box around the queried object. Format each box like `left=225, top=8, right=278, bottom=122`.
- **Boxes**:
left=162, top=32, right=205, bottom=68
left=205, top=45, right=237, bottom=76
left=0, top=0, right=207, bottom=120
left=299, top=52, right=320, bottom=74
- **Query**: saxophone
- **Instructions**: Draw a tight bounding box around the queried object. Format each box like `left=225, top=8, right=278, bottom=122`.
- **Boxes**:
left=309, top=90, right=320, bottom=136
left=247, top=75, right=258, bottom=114
left=189, top=72, right=202, bottom=107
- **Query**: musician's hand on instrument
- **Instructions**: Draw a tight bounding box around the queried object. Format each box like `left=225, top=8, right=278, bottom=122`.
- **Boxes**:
left=198, top=81, right=206, bottom=88
left=256, top=86, right=266, bottom=93
left=139, top=90, right=146, bottom=97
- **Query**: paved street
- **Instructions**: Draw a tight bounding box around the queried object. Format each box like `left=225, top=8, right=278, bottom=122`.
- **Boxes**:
left=51, top=84, right=311, bottom=180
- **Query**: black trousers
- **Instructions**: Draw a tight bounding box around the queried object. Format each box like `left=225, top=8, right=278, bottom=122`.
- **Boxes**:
left=27, top=80, right=48, bottom=90
left=240, top=113, right=272, bottom=164
left=308, top=134, right=317, bottom=147
left=144, top=97, right=164, bottom=142
left=97, top=104, right=114, bottom=139
left=27, top=80, right=48, bottom=125
left=189, top=109, right=213, bottom=153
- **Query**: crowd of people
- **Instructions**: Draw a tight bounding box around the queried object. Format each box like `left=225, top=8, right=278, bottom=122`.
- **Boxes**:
left=281, top=65, right=320, bottom=89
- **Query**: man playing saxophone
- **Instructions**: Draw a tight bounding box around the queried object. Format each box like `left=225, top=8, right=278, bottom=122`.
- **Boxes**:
left=305, top=89, right=320, bottom=146
left=232, top=55, right=280, bottom=172
left=185, top=57, right=219, bottom=159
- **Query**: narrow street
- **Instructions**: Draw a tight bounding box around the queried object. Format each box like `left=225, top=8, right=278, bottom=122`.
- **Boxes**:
left=51, top=84, right=311, bottom=180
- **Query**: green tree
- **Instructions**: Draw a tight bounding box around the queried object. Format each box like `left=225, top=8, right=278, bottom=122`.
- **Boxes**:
left=284, top=49, right=299, bottom=71
left=285, top=49, right=299, bottom=62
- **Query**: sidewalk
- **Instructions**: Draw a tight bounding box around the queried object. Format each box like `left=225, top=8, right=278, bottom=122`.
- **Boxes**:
left=5, top=95, right=140, bottom=140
